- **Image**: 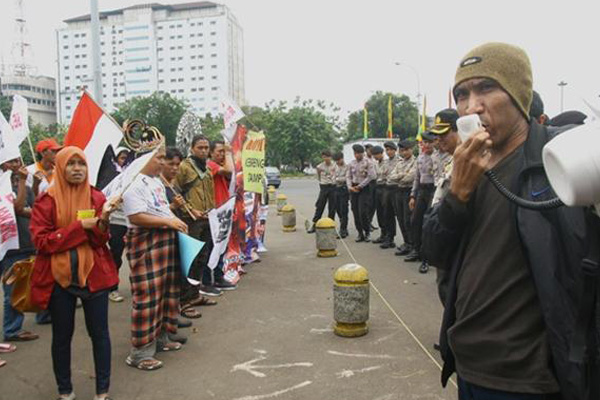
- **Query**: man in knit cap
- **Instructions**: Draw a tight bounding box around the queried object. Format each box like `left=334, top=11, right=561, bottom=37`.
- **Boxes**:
left=422, top=42, right=599, bottom=400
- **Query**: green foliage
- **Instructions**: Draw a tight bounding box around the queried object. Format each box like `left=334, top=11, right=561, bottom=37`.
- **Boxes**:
left=18, top=123, right=68, bottom=165
left=242, top=98, right=342, bottom=171
left=345, top=92, right=420, bottom=142
left=198, top=113, right=225, bottom=142
left=111, top=92, right=189, bottom=145
left=0, top=95, right=11, bottom=120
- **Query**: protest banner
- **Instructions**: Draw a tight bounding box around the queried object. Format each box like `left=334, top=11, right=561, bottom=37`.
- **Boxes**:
left=177, top=232, right=205, bottom=284
left=0, top=173, right=19, bottom=260
left=219, top=94, right=245, bottom=132
left=0, top=112, right=21, bottom=166
left=242, top=131, right=266, bottom=194
left=208, top=196, right=236, bottom=271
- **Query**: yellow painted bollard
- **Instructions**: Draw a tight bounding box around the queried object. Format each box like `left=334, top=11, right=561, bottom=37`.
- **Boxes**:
left=281, top=205, right=296, bottom=232
left=316, top=218, right=338, bottom=258
left=333, top=264, right=369, bottom=337
left=276, top=194, right=288, bottom=215
left=268, top=186, right=276, bottom=205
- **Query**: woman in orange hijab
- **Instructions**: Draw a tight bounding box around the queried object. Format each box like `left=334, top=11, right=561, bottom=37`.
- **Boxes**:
left=30, top=147, right=118, bottom=400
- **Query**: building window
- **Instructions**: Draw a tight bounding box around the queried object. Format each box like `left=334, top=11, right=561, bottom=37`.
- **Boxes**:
left=210, top=21, right=216, bottom=25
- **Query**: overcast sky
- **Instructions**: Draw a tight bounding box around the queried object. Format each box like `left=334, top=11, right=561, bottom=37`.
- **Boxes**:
left=1, top=0, right=599, bottom=121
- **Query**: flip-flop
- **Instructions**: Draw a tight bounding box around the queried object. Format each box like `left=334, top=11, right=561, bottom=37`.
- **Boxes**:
left=5, top=331, right=38, bottom=342
left=197, top=297, right=217, bottom=306
left=0, top=343, right=16, bottom=353
left=157, top=342, right=182, bottom=352
left=0, top=358, right=6, bottom=368
left=125, top=356, right=163, bottom=371
left=180, top=306, right=202, bottom=319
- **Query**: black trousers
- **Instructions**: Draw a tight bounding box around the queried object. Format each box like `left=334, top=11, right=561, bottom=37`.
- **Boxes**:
left=394, top=188, right=413, bottom=246
left=381, top=186, right=397, bottom=240
left=312, top=184, right=336, bottom=223
left=374, top=185, right=387, bottom=238
left=108, top=224, right=128, bottom=290
left=333, top=185, right=349, bottom=231
left=350, top=185, right=372, bottom=236
left=368, top=181, right=377, bottom=224
left=49, top=286, right=110, bottom=395
left=411, top=183, right=435, bottom=255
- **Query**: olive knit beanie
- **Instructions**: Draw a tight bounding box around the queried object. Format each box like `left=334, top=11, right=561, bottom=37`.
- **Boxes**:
left=454, top=42, right=533, bottom=120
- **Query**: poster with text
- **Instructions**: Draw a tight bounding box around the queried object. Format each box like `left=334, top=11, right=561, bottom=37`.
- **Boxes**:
left=241, top=131, right=265, bottom=194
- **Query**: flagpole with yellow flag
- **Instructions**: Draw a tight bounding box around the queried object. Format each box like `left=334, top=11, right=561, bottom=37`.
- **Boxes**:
left=417, top=95, right=427, bottom=141
left=363, top=104, right=368, bottom=139
left=386, top=94, right=393, bottom=139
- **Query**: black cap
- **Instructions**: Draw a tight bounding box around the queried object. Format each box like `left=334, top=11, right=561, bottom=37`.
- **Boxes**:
left=421, top=130, right=437, bottom=141
left=398, top=139, right=416, bottom=149
left=371, top=145, right=384, bottom=155
left=352, top=144, right=365, bottom=153
left=548, top=111, right=587, bottom=127
left=383, top=141, right=397, bottom=150
left=364, top=143, right=373, bottom=149
left=430, top=109, right=459, bottom=135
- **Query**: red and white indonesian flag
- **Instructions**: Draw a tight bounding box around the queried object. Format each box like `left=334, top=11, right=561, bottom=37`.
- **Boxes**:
left=64, top=93, right=123, bottom=186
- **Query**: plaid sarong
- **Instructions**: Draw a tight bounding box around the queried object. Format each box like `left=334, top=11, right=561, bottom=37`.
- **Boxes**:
left=126, top=228, right=180, bottom=348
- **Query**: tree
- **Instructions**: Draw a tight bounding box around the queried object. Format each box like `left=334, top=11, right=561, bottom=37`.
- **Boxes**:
left=344, top=92, right=420, bottom=142
left=242, top=98, right=342, bottom=171
left=111, top=92, right=189, bottom=145
left=0, top=95, right=11, bottom=120
left=18, top=123, right=68, bottom=165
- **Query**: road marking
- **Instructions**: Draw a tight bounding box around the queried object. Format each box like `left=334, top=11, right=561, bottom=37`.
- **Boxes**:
left=327, top=350, right=395, bottom=359
left=336, top=365, right=383, bottom=378
left=232, top=381, right=313, bottom=400
left=372, top=330, right=400, bottom=344
left=232, top=354, right=313, bottom=378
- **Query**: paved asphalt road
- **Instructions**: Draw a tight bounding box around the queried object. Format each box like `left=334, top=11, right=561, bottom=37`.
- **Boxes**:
left=1, top=178, right=456, bottom=400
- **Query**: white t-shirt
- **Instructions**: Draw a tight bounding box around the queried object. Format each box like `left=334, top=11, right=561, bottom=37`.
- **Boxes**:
left=26, top=163, right=51, bottom=194
left=122, top=174, right=174, bottom=228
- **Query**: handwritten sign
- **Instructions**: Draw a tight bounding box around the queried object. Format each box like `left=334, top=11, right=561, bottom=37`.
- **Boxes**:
left=0, top=173, right=19, bottom=260
left=242, top=131, right=266, bottom=194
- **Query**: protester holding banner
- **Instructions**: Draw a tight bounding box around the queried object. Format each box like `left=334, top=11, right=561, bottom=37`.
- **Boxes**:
left=26, top=138, right=62, bottom=196
left=176, top=135, right=224, bottom=298
left=0, top=159, right=39, bottom=343
left=29, top=147, right=119, bottom=400
left=122, top=145, right=188, bottom=371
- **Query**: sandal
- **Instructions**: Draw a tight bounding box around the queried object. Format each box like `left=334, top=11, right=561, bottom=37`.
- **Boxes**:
left=0, top=343, right=17, bottom=353
left=5, top=331, right=39, bottom=342
left=125, top=356, right=163, bottom=371
left=0, top=358, right=5, bottom=368
left=196, top=297, right=217, bottom=306
left=180, top=306, right=202, bottom=319
left=157, top=342, right=182, bottom=352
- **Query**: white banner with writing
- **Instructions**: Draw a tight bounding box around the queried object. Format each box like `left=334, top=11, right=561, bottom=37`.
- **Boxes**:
left=0, top=173, right=19, bottom=260
left=207, top=196, right=236, bottom=270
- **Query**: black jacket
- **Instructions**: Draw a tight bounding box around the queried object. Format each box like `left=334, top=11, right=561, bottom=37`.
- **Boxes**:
left=422, top=122, right=599, bottom=400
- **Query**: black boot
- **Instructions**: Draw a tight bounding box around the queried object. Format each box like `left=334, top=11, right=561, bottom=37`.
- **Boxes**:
left=372, top=236, right=385, bottom=244
left=340, top=229, right=348, bottom=238
left=364, top=232, right=371, bottom=242
left=355, top=234, right=366, bottom=243
left=404, top=249, right=421, bottom=262
left=419, top=261, right=429, bottom=274
left=307, top=223, right=316, bottom=234
left=380, top=239, right=395, bottom=249
left=395, top=243, right=412, bottom=256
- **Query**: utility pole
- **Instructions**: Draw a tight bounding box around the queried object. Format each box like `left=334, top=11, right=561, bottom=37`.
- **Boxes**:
left=12, top=0, right=33, bottom=76
left=558, top=81, right=568, bottom=113
left=90, top=0, right=103, bottom=106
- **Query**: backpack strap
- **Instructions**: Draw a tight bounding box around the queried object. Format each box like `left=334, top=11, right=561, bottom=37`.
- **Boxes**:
left=569, top=208, right=600, bottom=364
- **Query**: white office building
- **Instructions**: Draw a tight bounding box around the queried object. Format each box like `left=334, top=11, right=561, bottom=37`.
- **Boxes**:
left=56, top=2, right=245, bottom=123
left=1, top=74, right=57, bottom=126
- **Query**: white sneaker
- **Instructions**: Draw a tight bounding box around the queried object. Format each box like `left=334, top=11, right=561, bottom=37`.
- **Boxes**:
left=108, top=291, right=124, bottom=303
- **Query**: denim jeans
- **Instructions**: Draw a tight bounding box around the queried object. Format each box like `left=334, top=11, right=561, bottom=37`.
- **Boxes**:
left=458, top=378, right=560, bottom=400
left=48, top=285, right=111, bottom=395
left=0, top=252, right=33, bottom=339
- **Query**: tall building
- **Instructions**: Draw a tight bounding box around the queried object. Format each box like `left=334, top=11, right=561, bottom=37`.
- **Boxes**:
left=57, top=2, right=245, bottom=124
left=0, top=74, right=58, bottom=126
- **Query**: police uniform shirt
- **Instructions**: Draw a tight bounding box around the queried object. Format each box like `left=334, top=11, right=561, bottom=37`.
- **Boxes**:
left=411, top=152, right=434, bottom=197
left=383, top=155, right=400, bottom=186
left=389, top=155, right=417, bottom=188
left=346, top=158, right=376, bottom=189
left=334, top=163, right=348, bottom=186
left=317, top=161, right=337, bottom=185
left=375, top=159, right=386, bottom=185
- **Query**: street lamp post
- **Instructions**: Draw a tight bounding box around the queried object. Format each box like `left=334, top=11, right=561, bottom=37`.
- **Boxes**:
left=394, top=62, right=422, bottom=133
left=558, top=81, right=568, bottom=113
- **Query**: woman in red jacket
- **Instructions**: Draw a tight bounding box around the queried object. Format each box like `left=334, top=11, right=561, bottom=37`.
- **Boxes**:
left=30, top=147, right=118, bottom=400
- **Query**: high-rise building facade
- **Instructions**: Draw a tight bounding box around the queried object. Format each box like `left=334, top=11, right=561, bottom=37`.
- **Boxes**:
left=56, top=2, right=245, bottom=124
left=0, top=74, right=57, bottom=126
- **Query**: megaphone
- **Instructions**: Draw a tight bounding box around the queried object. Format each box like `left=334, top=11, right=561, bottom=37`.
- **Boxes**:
left=542, top=122, right=600, bottom=213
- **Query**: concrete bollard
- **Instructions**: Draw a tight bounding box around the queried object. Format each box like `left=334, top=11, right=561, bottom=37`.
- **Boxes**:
left=276, top=194, right=288, bottom=215
left=316, top=218, right=338, bottom=258
left=268, top=186, right=276, bottom=205
left=281, top=205, right=296, bottom=232
left=333, top=264, right=369, bottom=337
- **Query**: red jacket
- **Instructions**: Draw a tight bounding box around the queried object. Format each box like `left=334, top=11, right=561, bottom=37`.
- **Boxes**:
left=30, top=188, right=119, bottom=309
